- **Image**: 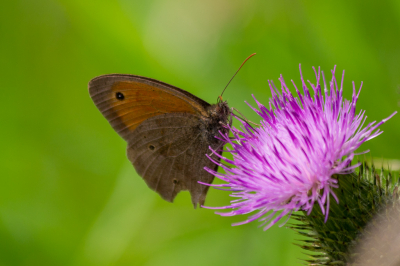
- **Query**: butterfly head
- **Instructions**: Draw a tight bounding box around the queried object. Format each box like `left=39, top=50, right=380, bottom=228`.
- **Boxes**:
left=207, top=95, right=231, bottom=131
left=216, top=96, right=230, bottom=121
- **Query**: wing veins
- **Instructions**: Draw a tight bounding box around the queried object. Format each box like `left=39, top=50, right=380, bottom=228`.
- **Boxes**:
left=98, top=101, right=153, bottom=113
left=116, top=111, right=201, bottom=128
left=116, top=114, right=200, bottom=134
left=141, top=152, right=164, bottom=177
left=167, top=133, right=201, bottom=158
left=154, top=157, right=175, bottom=192
left=130, top=129, right=200, bottom=158
left=130, top=127, right=184, bottom=166
left=111, top=111, right=159, bottom=124
left=131, top=131, right=201, bottom=176
left=129, top=128, right=179, bottom=153
left=126, top=126, right=194, bottom=144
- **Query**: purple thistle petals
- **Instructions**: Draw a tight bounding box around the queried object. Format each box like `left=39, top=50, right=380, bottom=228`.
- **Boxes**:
left=203, top=66, right=396, bottom=230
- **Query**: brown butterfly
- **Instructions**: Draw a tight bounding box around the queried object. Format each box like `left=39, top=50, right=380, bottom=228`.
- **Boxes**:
left=88, top=75, right=231, bottom=207
left=88, top=54, right=255, bottom=207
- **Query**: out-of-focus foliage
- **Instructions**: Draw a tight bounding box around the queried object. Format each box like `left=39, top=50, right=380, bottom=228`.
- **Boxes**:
left=0, top=1, right=399, bottom=265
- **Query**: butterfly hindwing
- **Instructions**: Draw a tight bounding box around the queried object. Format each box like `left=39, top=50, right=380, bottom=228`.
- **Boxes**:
left=126, top=113, right=222, bottom=207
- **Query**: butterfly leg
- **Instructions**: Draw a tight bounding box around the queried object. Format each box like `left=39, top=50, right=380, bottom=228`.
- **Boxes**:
left=231, top=107, right=261, bottom=127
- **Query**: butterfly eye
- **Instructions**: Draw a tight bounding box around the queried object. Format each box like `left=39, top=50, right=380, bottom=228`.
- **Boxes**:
left=148, top=144, right=155, bottom=151
left=115, top=92, right=125, bottom=100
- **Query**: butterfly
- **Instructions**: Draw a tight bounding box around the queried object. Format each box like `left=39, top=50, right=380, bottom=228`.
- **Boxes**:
left=88, top=75, right=231, bottom=207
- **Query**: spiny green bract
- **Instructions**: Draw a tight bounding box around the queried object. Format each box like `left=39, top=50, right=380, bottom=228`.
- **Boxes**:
left=291, top=161, right=400, bottom=265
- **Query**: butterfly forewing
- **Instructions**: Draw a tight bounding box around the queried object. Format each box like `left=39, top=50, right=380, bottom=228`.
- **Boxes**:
left=89, top=75, right=208, bottom=141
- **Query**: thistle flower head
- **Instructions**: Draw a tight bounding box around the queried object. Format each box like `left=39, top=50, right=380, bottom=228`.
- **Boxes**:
left=205, top=66, right=396, bottom=230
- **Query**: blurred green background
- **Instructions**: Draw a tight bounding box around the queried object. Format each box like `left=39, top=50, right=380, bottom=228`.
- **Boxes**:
left=1, top=1, right=400, bottom=265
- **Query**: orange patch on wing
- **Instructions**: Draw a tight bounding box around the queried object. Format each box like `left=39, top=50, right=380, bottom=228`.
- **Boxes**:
left=110, top=81, right=202, bottom=132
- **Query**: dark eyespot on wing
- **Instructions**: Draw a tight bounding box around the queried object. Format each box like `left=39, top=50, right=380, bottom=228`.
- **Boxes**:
left=115, top=92, right=125, bottom=100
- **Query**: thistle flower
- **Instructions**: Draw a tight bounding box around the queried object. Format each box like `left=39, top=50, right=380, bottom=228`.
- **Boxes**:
left=205, top=66, right=396, bottom=230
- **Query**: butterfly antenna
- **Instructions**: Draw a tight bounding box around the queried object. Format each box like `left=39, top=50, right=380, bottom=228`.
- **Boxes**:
left=220, top=53, right=256, bottom=99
